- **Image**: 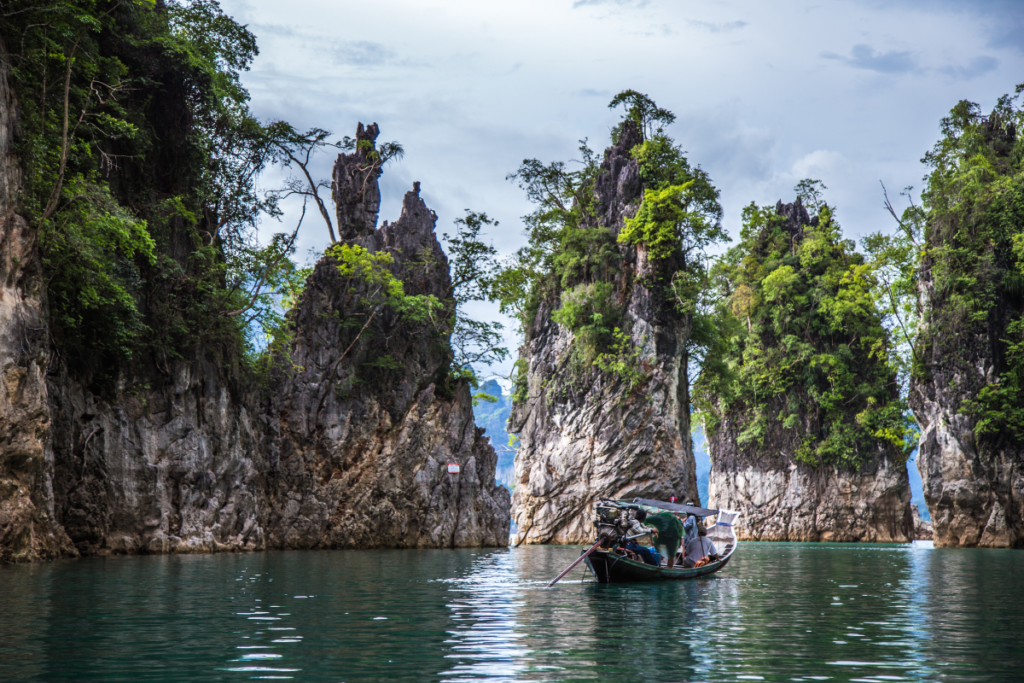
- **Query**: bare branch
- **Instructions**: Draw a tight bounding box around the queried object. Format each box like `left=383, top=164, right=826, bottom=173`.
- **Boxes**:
left=883, top=279, right=919, bottom=364
left=275, top=144, right=337, bottom=244
left=40, top=44, right=79, bottom=222
left=881, top=180, right=919, bottom=247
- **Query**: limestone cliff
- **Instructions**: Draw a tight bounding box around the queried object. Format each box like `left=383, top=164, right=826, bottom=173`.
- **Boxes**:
left=0, top=37, right=76, bottom=562
left=708, top=409, right=912, bottom=542
left=909, top=110, right=1024, bottom=549
left=912, top=379, right=1023, bottom=548
left=0, top=117, right=509, bottom=562
left=47, top=360, right=267, bottom=556
left=510, top=122, right=699, bottom=545
left=911, top=346, right=1024, bottom=547
left=264, top=136, right=510, bottom=548
left=706, top=199, right=913, bottom=543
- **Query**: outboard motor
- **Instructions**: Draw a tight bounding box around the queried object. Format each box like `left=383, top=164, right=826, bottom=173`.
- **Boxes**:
left=593, top=501, right=639, bottom=548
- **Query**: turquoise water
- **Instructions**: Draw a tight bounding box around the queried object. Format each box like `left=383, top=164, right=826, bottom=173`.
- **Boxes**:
left=2, top=543, right=1022, bottom=682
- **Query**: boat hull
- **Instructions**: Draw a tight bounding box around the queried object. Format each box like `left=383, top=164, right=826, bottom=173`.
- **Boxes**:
left=583, top=548, right=732, bottom=583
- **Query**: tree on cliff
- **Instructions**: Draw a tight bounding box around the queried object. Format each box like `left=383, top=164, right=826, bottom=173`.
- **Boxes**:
left=696, top=191, right=915, bottom=468
left=1, top=0, right=315, bottom=385
left=910, top=88, right=1024, bottom=441
left=442, top=210, right=509, bottom=390
left=493, top=91, right=725, bottom=400
left=1, top=0, right=440, bottom=388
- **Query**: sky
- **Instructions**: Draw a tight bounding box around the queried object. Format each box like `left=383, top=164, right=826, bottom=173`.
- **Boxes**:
left=221, top=0, right=1024, bottom=378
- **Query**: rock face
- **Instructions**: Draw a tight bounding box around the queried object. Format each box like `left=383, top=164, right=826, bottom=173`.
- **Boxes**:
left=47, top=360, right=267, bottom=556
left=510, top=122, right=699, bottom=545
left=264, top=171, right=510, bottom=549
left=910, top=114, right=1024, bottom=549
left=706, top=200, right=913, bottom=543
left=708, top=410, right=913, bottom=542
left=332, top=122, right=383, bottom=241
left=0, top=114, right=510, bottom=562
left=912, top=505, right=933, bottom=541
left=912, top=374, right=1022, bottom=547
left=0, top=39, right=75, bottom=563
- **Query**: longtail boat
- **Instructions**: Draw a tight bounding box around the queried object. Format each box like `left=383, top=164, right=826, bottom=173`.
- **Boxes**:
left=578, top=498, right=740, bottom=584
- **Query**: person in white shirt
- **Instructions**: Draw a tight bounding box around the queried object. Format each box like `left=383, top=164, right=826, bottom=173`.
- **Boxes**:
left=681, top=524, right=719, bottom=568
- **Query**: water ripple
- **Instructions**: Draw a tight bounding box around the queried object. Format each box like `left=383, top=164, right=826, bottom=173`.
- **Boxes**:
left=2, top=544, right=1024, bottom=681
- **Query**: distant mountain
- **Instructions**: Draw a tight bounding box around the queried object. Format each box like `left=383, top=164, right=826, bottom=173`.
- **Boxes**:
left=693, top=429, right=710, bottom=507
left=473, top=379, right=515, bottom=490
left=907, top=449, right=929, bottom=520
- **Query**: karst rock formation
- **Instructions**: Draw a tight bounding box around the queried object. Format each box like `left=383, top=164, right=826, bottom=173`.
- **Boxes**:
left=264, top=124, right=510, bottom=549
left=510, top=121, right=699, bottom=545
left=910, top=113, right=1024, bottom=549
left=0, top=39, right=76, bottom=562
left=707, top=200, right=913, bottom=543
left=0, top=41, right=509, bottom=567
left=708, top=414, right=913, bottom=542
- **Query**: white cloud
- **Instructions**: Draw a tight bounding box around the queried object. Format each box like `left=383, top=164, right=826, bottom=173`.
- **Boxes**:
left=938, top=55, right=999, bottom=80
left=220, top=0, right=1024, bottom=376
left=330, top=41, right=395, bottom=67
left=687, top=20, right=749, bottom=33
left=791, top=150, right=847, bottom=180
left=572, top=0, right=650, bottom=8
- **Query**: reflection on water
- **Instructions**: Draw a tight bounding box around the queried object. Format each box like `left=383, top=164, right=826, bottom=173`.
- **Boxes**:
left=2, top=542, right=1023, bottom=682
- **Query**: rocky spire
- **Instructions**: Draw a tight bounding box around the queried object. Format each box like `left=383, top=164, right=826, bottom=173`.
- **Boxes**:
left=264, top=126, right=509, bottom=549
left=332, top=121, right=382, bottom=241
left=706, top=198, right=913, bottom=543
left=510, top=120, right=699, bottom=545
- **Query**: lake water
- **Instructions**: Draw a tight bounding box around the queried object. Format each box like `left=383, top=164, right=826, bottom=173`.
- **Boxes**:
left=2, top=542, right=1022, bottom=682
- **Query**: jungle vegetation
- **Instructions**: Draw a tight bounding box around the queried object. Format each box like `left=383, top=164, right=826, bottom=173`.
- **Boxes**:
left=492, top=90, right=726, bottom=399
left=4, top=0, right=1020, bottom=465
left=1, top=0, right=497, bottom=393
left=496, top=84, right=1024, bottom=469
left=2, top=0, right=298, bottom=386
left=911, top=88, right=1024, bottom=442
left=694, top=190, right=915, bottom=468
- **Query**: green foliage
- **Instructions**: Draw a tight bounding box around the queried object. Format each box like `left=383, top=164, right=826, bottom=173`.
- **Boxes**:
left=511, top=358, right=529, bottom=404
left=619, top=182, right=720, bottom=260
left=442, top=210, right=509, bottom=383
left=917, top=88, right=1024, bottom=441
left=619, top=185, right=689, bottom=259
left=697, top=194, right=913, bottom=468
left=42, top=180, right=156, bottom=363
left=328, top=243, right=441, bottom=323
left=551, top=282, right=621, bottom=360
left=498, top=140, right=604, bottom=321
left=593, top=327, right=650, bottom=393
left=2, top=0, right=296, bottom=384
left=488, top=249, right=534, bottom=322
left=861, top=184, right=926, bottom=392
left=621, top=134, right=724, bottom=263
left=965, top=319, right=1024, bottom=437
left=497, top=90, right=727, bottom=409
left=471, top=389, right=498, bottom=408
left=794, top=179, right=828, bottom=215
left=233, top=233, right=311, bottom=380
left=608, top=89, right=676, bottom=141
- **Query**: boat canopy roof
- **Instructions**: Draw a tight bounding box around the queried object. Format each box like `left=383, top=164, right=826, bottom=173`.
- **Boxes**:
left=630, top=498, right=719, bottom=517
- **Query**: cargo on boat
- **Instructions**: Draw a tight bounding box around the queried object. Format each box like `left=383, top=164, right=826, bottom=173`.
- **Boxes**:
left=581, top=499, right=740, bottom=584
